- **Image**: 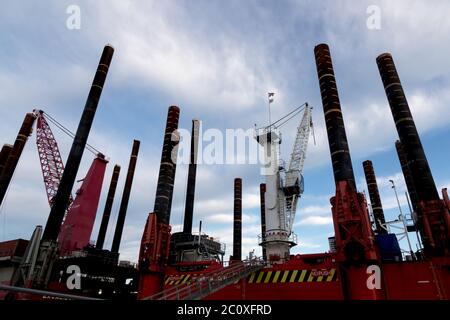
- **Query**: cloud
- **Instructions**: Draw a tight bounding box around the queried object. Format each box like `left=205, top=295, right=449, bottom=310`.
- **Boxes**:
left=174, top=190, right=261, bottom=220
left=357, top=171, right=406, bottom=193
left=89, top=1, right=278, bottom=113
left=304, top=87, right=450, bottom=171
left=296, top=216, right=333, bottom=226
left=297, top=240, right=322, bottom=249
left=1, top=1, right=449, bottom=263
left=205, top=213, right=241, bottom=224
left=300, top=204, right=331, bottom=217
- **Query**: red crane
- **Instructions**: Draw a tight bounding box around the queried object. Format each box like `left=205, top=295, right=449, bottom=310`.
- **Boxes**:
left=34, top=110, right=108, bottom=256
left=35, top=110, right=73, bottom=207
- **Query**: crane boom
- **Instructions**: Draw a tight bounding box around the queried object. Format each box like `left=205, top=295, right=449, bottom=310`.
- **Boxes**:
left=35, top=110, right=73, bottom=207
left=287, top=104, right=312, bottom=182
left=35, top=110, right=109, bottom=256
left=256, top=102, right=313, bottom=263
left=283, top=103, right=313, bottom=233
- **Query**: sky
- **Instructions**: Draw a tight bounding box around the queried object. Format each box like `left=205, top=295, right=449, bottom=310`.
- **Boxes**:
left=0, top=0, right=449, bottom=263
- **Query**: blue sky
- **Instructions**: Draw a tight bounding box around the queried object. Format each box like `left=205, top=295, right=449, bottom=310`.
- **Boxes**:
left=0, top=1, right=449, bottom=262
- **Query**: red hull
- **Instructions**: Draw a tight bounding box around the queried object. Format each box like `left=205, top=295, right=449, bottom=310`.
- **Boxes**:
left=162, top=255, right=450, bottom=300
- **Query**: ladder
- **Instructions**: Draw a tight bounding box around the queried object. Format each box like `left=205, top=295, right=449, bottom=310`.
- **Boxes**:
left=144, top=260, right=265, bottom=300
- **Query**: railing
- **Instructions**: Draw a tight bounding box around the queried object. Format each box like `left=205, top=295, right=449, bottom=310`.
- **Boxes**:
left=257, top=230, right=298, bottom=246
left=0, top=284, right=103, bottom=300
left=144, top=259, right=265, bottom=300
left=188, top=232, right=227, bottom=253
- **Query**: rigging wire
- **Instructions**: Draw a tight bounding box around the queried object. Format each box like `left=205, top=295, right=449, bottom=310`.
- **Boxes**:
left=277, top=108, right=305, bottom=129
left=271, top=102, right=307, bottom=126
left=259, top=102, right=308, bottom=130
left=42, top=111, right=102, bottom=156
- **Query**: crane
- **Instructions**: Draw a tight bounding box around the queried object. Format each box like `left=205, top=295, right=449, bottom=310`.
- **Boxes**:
left=282, top=104, right=313, bottom=235
left=256, top=102, right=314, bottom=263
left=34, top=109, right=73, bottom=208
left=33, top=109, right=108, bottom=256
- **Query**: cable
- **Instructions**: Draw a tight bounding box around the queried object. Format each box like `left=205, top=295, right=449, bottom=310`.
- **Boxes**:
left=42, top=111, right=102, bottom=156
left=44, top=111, right=100, bottom=155
left=271, top=103, right=307, bottom=127
left=277, top=108, right=305, bottom=128
left=258, top=102, right=308, bottom=130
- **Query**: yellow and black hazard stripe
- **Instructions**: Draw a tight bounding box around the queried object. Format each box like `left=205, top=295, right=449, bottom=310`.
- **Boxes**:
left=164, top=274, right=196, bottom=286
left=164, top=268, right=337, bottom=286
left=247, top=269, right=337, bottom=284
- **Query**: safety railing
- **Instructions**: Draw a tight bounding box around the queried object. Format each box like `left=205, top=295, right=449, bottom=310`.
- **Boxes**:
left=144, top=259, right=265, bottom=300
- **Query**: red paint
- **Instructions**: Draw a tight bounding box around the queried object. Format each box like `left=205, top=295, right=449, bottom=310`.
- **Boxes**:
left=418, top=198, right=450, bottom=256
left=138, top=214, right=173, bottom=299
left=159, top=256, right=450, bottom=300
left=382, top=258, right=450, bottom=299
left=35, top=113, right=73, bottom=208
left=57, top=156, right=108, bottom=256
left=331, top=181, right=379, bottom=263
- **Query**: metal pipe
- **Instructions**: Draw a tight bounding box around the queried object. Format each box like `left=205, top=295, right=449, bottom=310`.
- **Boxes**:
left=0, top=284, right=103, bottom=301
left=42, top=45, right=114, bottom=242
left=376, top=55, right=450, bottom=256
left=312, top=43, right=383, bottom=300
left=0, top=144, right=13, bottom=177
left=395, top=140, right=419, bottom=214
left=314, top=44, right=380, bottom=280
left=233, top=178, right=242, bottom=261
left=153, top=106, right=180, bottom=225
left=259, top=183, right=267, bottom=261
left=96, top=164, right=121, bottom=249
left=198, top=220, right=202, bottom=246
left=111, top=140, right=140, bottom=253
left=137, top=107, right=180, bottom=299
left=377, top=54, right=439, bottom=202
left=183, top=119, right=200, bottom=234
left=0, top=113, right=36, bottom=206
left=362, top=160, right=387, bottom=234
left=314, top=43, right=356, bottom=189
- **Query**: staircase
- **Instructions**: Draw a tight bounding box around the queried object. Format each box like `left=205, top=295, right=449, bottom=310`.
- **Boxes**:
left=144, top=260, right=265, bottom=300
